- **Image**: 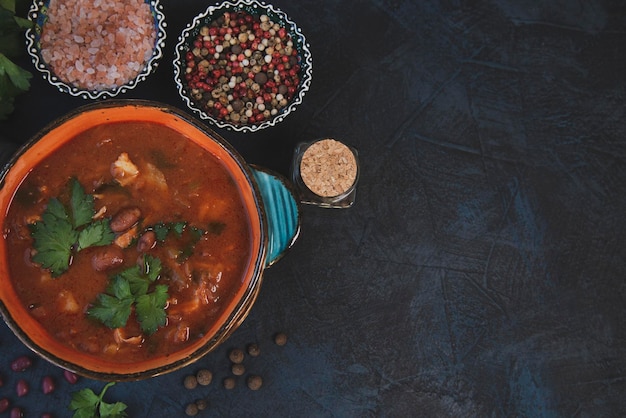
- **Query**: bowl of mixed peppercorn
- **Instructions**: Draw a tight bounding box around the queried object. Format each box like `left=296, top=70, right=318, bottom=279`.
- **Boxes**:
left=173, top=0, right=312, bottom=132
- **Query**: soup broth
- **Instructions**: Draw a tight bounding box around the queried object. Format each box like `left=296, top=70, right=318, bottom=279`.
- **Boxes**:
left=4, top=121, right=252, bottom=363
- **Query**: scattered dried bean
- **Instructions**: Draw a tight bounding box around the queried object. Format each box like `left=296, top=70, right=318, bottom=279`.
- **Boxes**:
left=16, top=379, right=29, bottom=397
left=0, top=398, right=9, bottom=413
left=42, top=376, right=55, bottom=394
left=10, top=356, right=32, bottom=372
left=9, top=407, right=22, bottom=418
left=63, top=369, right=79, bottom=384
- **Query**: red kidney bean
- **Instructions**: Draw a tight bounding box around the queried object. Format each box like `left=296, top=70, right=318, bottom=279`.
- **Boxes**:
left=16, top=379, right=28, bottom=397
left=0, top=374, right=4, bottom=387
left=41, top=414, right=53, bottom=418
left=42, top=376, right=55, bottom=394
left=10, top=355, right=32, bottom=372
left=110, top=207, right=141, bottom=232
left=137, top=230, right=156, bottom=252
left=0, top=398, right=9, bottom=413
left=10, top=407, right=23, bottom=418
left=63, top=369, right=79, bottom=384
left=91, top=246, right=124, bottom=272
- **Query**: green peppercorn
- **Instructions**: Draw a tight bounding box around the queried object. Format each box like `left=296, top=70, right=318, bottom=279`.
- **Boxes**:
left=183, top=375, right=198, bottom=390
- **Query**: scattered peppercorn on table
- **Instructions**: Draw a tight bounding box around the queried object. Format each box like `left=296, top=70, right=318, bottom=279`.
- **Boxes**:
left=1, top=0, right=625, bottom=416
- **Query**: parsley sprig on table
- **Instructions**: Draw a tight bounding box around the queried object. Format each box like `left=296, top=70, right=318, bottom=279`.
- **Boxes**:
left=70, top=382, right=128, bottom=418
left=88, top=254, right=168, bottom=335
left=29, top=178, right=115, bottom=277
left=0, top=0, right=33, bottom=120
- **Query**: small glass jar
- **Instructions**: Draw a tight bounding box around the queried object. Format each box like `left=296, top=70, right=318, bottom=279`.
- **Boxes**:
left=291, top=138, right=360, bottom=208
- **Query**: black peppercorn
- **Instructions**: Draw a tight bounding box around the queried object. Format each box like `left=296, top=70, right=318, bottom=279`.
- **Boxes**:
left=229, top=348, right=245, bottom=364
left=196, top=369, right=212, bottom=386
left=247, top=375, right=263, bottom=390
left=183, top=375, right=198, bottom=390
left=274, top=332, right=288, bottom=346
left=247, top=343, right=261, bottom=357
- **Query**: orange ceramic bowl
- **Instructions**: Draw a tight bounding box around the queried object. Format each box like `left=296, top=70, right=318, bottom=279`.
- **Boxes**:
left=0, top=100, right=299, bottom=380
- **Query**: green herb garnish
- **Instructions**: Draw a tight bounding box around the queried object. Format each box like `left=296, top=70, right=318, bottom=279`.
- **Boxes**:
left=88, top=255, right=168, bottom=335
left=29, top=178, right=114, bottom=277
left=69, top=382, right=128, bottom=418
left=149, top=221, right=208, bottom=262
left=0, top=0, right=33, bottom=120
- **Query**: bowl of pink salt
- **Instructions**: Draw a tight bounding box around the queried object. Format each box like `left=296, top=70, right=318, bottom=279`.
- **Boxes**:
left=26, top=0, right=166, bottom=99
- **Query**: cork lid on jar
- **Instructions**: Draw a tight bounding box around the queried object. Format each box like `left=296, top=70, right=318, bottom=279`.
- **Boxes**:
left=292, top=138, right=359, bottom=208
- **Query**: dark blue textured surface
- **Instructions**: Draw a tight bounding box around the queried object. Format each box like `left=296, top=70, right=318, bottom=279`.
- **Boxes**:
left=1, top=0, right=625, bottom=416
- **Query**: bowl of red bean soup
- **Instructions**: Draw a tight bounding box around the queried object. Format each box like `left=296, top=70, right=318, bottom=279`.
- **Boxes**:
left=0, top=100, right=300, bottom=380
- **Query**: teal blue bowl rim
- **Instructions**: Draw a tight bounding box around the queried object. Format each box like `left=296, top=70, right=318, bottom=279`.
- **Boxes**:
left=250, top=165, right=301, bottom=267
left=25, top=0, right=167, bottom=100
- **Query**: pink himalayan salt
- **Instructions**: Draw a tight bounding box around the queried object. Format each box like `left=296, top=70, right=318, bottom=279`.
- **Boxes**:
left=39, top=0, right=156, bottom=91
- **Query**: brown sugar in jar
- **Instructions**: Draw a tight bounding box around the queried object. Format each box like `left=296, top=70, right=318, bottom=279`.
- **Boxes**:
left=292, top=138, right=359, bottom=208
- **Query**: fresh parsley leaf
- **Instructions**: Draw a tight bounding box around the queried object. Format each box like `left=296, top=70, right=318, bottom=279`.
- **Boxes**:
left=0, top=1, right=32, bottom=120
left=172, top=221, right=186, bottom=236
left=69, top=382, right=127, bottom=418
left=30, top=199, right=77, bottom=277
left=135, top=284, right=168, bottom=334
left=99, top=401, right=128, bottom=418
left=69, top=387, right=101, bottom=418
left=30, top=179, right=114, bottom=277
left=151, top=221, right=188, bottom=241
left=77, top=219, right=114, bottom=250
left=152, top=222, right=169, bottom=241
left=70, top=177, right=95, bottom=228
left=88, top=293, right=133, bottom=329
left=117, top=266, right=148, bottom=298
left=91, top=257, right=169, bottom=334
left=142, top=254, right=162, bottom=282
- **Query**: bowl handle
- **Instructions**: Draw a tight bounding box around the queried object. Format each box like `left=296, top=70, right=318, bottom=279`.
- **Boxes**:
left=251, top=166, right=301, bottom=267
